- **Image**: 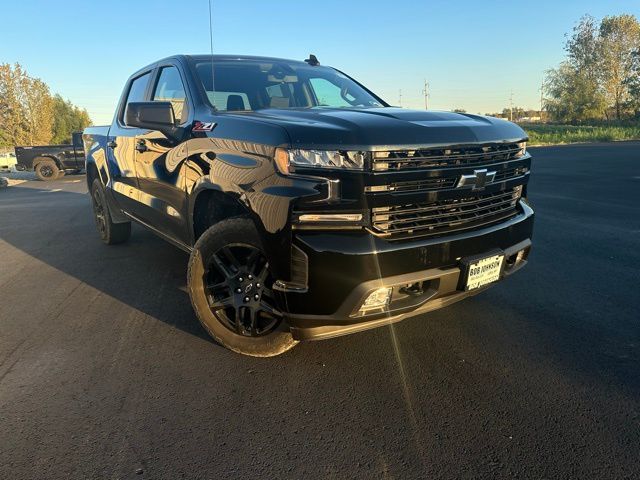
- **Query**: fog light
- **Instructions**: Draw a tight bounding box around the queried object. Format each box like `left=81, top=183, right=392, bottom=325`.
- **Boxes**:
left=516, top=249, right=527, bottom=264
left=513, top=185, right=523, bottom=199
left=359, top=287, right=392, bottom=312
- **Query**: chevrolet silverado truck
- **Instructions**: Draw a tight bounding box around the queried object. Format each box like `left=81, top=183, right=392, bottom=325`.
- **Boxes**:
left=15, top=132, right=85, bottom=180
left=83, top=54, right=534, bottom=357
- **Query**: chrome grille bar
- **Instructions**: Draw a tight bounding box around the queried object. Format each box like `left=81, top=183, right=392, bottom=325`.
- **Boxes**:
left=371, top=188, right=522, bottom=239
left=373, top=143, right=525, bottom=171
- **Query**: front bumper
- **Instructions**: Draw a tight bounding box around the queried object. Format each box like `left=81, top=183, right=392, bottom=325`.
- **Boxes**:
left=282, top=201, right=534, bottom=340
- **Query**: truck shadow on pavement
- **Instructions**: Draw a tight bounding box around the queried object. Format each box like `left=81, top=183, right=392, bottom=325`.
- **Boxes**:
left=0, top=182, right=213, bottom=343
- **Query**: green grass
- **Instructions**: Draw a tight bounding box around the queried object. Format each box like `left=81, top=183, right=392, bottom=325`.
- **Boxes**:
left=523, top=124, right=640, bottom=146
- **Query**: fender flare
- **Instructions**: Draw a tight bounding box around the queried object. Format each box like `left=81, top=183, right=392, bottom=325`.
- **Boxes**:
left=188, top=179, right=251, bottom=238
left=188, top=180, right=295, bottom=281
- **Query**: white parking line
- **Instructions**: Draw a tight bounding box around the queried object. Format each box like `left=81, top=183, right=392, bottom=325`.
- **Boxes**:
left=39, top=188, right=62, bottom=193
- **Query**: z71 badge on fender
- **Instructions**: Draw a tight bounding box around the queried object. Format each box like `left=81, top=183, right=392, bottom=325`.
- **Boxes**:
left=192, top=121, right=216, bottom=132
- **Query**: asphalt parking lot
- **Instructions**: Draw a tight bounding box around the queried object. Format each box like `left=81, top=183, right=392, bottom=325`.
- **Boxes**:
left=0, top=143, right=639, bottom=479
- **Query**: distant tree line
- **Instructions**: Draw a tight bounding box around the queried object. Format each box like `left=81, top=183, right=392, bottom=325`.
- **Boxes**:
left=544, top=14, right=640, bottom=123
left=0, top=63, right=91, bottom=148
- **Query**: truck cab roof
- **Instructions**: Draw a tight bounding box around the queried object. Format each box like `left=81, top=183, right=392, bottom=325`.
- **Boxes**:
left=130, top=54, right=310, bottom=78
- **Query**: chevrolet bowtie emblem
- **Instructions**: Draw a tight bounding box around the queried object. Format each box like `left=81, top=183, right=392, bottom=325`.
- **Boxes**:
left=457, top=168, right=497, bottom=190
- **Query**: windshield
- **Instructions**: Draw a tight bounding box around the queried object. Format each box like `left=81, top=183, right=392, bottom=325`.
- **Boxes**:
left=193, top=59, right=385, bottom=111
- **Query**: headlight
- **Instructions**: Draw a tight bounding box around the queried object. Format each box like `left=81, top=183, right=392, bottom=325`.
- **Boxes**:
left=275, top=148, right=365, bottom=174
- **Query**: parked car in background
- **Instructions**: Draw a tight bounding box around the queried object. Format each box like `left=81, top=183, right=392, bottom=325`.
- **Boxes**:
left=84, top=54, right=534, bottom=357
left=14, top=132, right=85, bottom=180
left=0, top=152, right=17, bottom=172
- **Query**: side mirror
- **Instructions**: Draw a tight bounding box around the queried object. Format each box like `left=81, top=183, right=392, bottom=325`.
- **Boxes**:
left=125, top=102, right=182, bottom=142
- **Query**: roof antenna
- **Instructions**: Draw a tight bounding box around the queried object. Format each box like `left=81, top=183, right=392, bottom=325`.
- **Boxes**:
left=304, top=54, right=320, bottom=66
left=208, top=0, right=217, bottom=110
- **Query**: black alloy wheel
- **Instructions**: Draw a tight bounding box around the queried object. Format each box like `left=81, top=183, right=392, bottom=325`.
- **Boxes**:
left=187, top=218, right=297, bottom=356
left=35, top=159, right=61, bottom=181
left=204, top=244, right=282, bottom=337
left=90, top=179, right=131, bottom=245
left=40, top=164, right=54, bottom=178
left=92, top=188, right=107, bottom=237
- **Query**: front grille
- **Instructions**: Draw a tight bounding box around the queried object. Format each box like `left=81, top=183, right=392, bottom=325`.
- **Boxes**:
left=371, top=187, right=522, bottom=239
left=373, top=142, right=524, bottom=171
left=371, top=177, right=457, bottom=193
left=494, top=166, right=528, bottom=182
left=367, top=166, right=529, bottom=194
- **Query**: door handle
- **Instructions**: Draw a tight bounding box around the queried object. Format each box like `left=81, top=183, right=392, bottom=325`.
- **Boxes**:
left=107, top=140, right=117, bottom=149
left=135, top=140, right=148, bottom=153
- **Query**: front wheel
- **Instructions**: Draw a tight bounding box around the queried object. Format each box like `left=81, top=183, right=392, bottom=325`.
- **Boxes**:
left=187, top=218, right=297, bottom=357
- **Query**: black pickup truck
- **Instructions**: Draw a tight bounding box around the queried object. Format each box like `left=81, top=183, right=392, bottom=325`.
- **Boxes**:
left=15, top=132, right=85, bottom=180
left=83, top=54, right=534, bottom=357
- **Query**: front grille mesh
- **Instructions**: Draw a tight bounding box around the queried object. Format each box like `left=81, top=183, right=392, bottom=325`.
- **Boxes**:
left=387, top=177, right=457, bottom=193
left=373, top=143, right=524, bottom=171
left=368, top=166, right=529, bottom=194
left=494, top=166, right=528, bottom=182
left=371, top=187, right=522, bottom=239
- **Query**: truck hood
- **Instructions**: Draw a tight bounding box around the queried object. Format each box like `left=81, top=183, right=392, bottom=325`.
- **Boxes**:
left=232, top=107, right=527, bottom=149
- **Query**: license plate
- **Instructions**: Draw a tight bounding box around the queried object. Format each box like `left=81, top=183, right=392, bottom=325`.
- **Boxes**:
left=462, top=253, right=505, bottom=291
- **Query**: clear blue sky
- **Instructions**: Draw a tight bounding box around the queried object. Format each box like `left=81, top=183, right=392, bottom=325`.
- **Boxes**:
left=3, top=0, right=639, bottom=124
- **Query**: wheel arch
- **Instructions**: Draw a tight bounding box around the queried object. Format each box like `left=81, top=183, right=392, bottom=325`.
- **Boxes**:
left=33, top=155, right=63, bottom=170
left=86, top=161, right=100, bottom=190
left=86, top=159, right=129, bottom=224
left=189, top=184, right=295, bottom=285
left=191, top=187, right=253, bottom=242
